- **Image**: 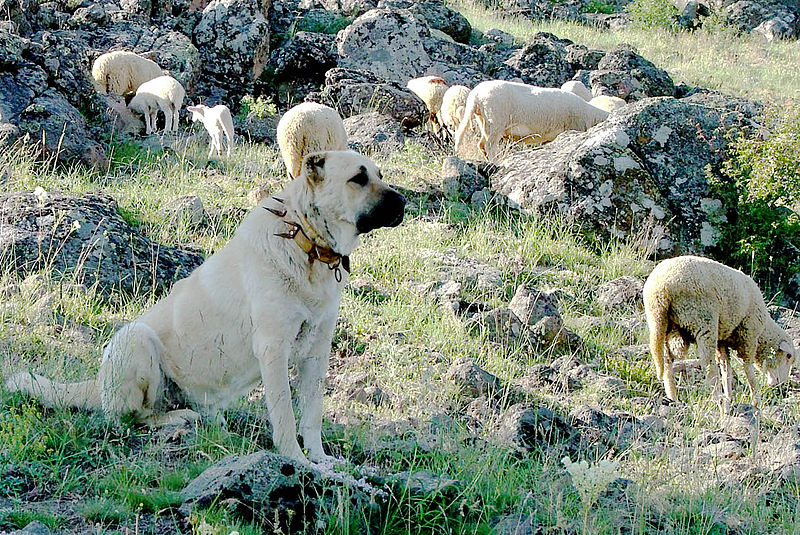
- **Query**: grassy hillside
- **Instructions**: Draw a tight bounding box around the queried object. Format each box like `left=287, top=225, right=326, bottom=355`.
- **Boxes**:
left=2, top=4, right=800, bottom=534
left=454, top=0, right=800, bottom=104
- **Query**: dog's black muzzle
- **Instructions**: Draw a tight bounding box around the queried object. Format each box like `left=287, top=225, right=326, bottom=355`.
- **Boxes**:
left=356, top=189, right=406, bottom=234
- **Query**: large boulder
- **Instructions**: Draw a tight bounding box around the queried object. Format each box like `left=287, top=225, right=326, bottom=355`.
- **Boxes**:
left=336, top=8, right=433, bottom=83
left=378, top=0, right=471, bottom=43
left=192, top=0, right=270, bottom=100
left=307, top=67, right=427, bottom=127
left=493, top=96, right=753, bottom=255
left=0, top=191, right=203, bottom=296
left=590, top=45, right=675, bottom=100
left=724, top=0, right=799, bottom=39
left=344, top=112, right=405, bottom=154
left=264, top=31, right=337, bottom=104
left=503, top=32, right=575, bottom=88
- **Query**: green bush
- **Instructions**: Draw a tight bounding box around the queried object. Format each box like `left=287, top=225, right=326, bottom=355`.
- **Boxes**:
left=713, top=107, right=800, bottom=291
left=581, top=0, right=617, bottom=14
left=237, top=95, right=278, bottom=121
left=625, top=0, right=678, bottom=30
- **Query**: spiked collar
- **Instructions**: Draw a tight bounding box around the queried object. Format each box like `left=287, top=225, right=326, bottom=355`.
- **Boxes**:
left=264, top=197, right=350, bottom=282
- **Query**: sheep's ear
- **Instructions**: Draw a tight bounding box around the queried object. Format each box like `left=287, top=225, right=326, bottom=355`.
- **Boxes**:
left=780, top=339, right=795, bottom=357
left=187, top=106, right=201, bottom=114
left=303, top=153, right=326, bottom=185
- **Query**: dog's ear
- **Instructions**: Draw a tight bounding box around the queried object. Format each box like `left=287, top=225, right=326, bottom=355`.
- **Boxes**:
left=303, top=152, right=326, bottom=185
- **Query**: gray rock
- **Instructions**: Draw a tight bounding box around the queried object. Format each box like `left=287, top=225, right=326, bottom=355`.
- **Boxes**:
left=10, top=521, right=51, bottom=535
left=68, top=3, right=109, bottom=29
left=446, top=357, right=502, bottom=398
left=676, top=0, right=709, bottom=30
left=336, top=8, right=433, bottom=83
left=378, top=0, right=471, bottom=43
left=591, top=45, right=675, bottom=100
left=465, top=307, right=528, bottom=343
left=495, top=403, right=580, bottom=453
left=493, top=97, right=752, bottom=255
left=509, top=284, right=578, bottom=349
left=181, top=450, right=382, bottom=530
left=299, top=0, right=378, bottom=17
left=163, top=195, right=207, bottom=229
left=344, top=112, right=405, bottom=154
left=441, top=156, right=488, bottom=202
left=724, top=0, right=799, bottom=37
left=754, top=16, right=796, bottom=41
left=389, top=470, right=461, bottom=498
left=308, top=67, right=427, bottom=127
left=265, top=31, right=337, bottom=104
left=0, top=191, right=203, bottom=296
left=596, top=276, right=644, bottom=311
left=192, top=0, right=270, bottom=100
left=483, top=28, right=514, bottom=46
left=503, top=32, right=574, bottom=88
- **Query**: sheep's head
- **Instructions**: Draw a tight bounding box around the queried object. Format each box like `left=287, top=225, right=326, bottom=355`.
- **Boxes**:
left=186, top=105, right=208, bottom=123
left=755, top=330, right=796, bottom=386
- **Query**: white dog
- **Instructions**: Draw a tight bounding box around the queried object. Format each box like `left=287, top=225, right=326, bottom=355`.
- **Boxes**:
left=4, top=150, right=406, bottom=465
left=187, top=104, right=235, bottom=158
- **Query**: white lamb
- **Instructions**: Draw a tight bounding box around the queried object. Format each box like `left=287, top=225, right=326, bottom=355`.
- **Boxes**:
left=643, top=255, right=796, bottom=406
left=91, top=50, right=164, bottom=96
left=128, top=75, right=185, bottom=135
left=454, top=80, right=610, bottom=161
left=406, top=75, right=449, bottom=135
left=276, top=102, right=348, bottom=179
left=560, top=80, right=592, bottom=102
left=440, top=85, right=471, bottom=136
left=589, top=95, right=627, bottom=113
left=187, top=104, right=235, bottom=158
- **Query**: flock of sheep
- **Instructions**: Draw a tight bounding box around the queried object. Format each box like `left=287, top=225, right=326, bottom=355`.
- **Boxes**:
left=89, top=49, right=797, bottom=410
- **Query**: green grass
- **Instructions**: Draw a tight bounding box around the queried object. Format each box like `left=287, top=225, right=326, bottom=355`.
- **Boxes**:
left=451, top=0, right=800, bottom=104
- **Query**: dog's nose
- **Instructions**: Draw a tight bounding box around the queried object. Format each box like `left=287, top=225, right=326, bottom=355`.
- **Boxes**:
left=387, top=190, right=406, bottom=227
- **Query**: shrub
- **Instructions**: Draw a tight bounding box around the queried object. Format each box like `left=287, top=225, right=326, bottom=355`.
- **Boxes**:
left=237, top=95, right=278, bottom=121
left=581, top=0, right=617, bottom=14
left=713, top=106, right=800, bottom=292
left=625, top=0, right=678, bottom=30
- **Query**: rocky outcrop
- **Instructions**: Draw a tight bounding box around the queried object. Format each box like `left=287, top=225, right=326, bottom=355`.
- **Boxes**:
left=493, top=96, right=755, bottom=255
left=307, top=68, right=427, bottom=127
left=590, top=45, right=675, bottom=100
left=192, top=0, right=270, bottom=100
left=0, top=191, right=203, bottom=296
left=344, top=112, right=405, bottom=153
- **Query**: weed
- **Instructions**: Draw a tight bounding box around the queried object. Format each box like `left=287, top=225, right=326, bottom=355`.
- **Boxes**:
left=625, top=0, right=678, bottom=30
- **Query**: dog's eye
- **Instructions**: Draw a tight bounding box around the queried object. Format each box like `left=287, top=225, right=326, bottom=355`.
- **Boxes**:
left=349, top=171, right=369, bottom=187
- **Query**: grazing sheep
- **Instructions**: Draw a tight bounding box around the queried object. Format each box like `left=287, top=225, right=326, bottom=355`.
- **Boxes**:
left=187, top=104, right=235, bottom=158
left=589, top=95, right=627, bottom=113
left=560, top=80, right=592, bottom=102
left=454, top=80, right=609, bottom=161
left=91, top=50, right=163, bottom=96
left=128, top=75, right=185, bottom=134
left=406, top=75, right=449, bottom=135
left=440, top=84, right=471, bottom=135
left=276, top=102, right=348, bottom=179
left=643, top=255, right=796, bottom=406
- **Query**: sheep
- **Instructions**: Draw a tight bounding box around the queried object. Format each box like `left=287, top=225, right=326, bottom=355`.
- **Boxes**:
left=440, top=84, right=471, bottom=136
left=187, top=104, right=235, bottom=158
left=643, top=255, right=796, bottom=407
left=128, top=75, right=185, bottom=134
left=406, top=75, right=449, bottom=135
left=589, top=95, right=627, bottom=113
left=560, top=80, right=592, bottom=102
left=91, top=50, right=163, bottom=96
left=276, top=102, right=348, bottom=179
left=454, top=80, right=610, bottom=161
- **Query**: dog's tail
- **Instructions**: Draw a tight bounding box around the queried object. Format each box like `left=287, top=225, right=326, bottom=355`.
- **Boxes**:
left=4, top=371, right=101, bottom=410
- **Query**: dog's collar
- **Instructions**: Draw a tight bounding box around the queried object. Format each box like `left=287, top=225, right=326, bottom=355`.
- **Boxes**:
left=264, top=197, right=350, bottom=282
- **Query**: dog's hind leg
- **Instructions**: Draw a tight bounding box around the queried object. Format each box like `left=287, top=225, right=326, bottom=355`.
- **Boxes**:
left=98, top=322, right=166, bottom=425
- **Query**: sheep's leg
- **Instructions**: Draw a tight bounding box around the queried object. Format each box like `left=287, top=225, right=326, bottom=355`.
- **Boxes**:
left=663, top=331, right=686, bottom=401
left=162, top=108, right=173, bottom=134
left=144, top=112, right=153, bottom=135
left=717, top=346, right=733, bottom=413
left=222, top=121, right=233, bottom=157
left=484, top=131, right=503, bottom=162
left=172, top=105, right=180, bottom=132
left=695, top=323, right=722, bottom=400
left=743, top=362, right=760, bottom=407
left=207, top=135, right=215, bottom=159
